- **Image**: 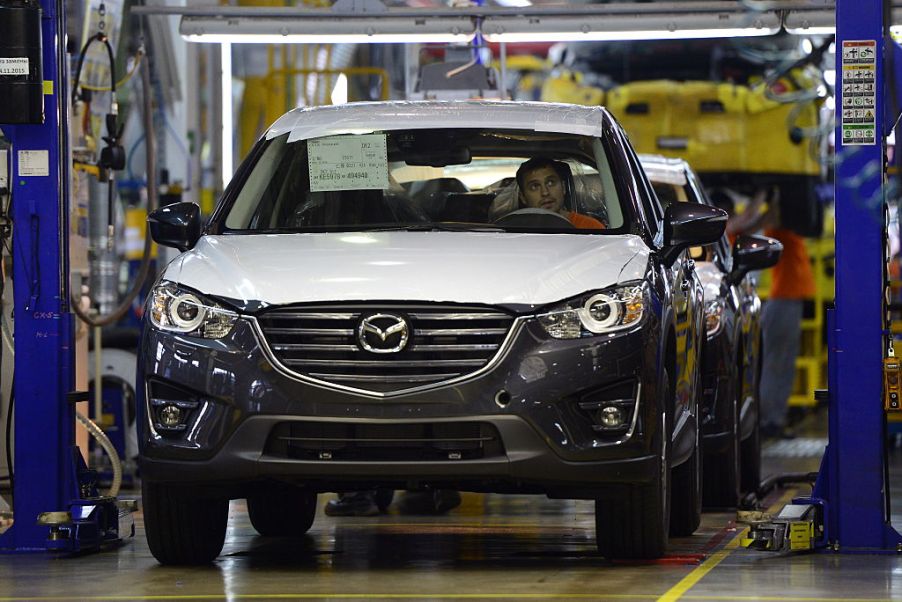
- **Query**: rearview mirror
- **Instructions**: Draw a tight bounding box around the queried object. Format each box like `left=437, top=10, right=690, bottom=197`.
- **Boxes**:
left=148, top=202, right=202, bottom=252
left=728, top=234, right=783, bottom=285
left=662, top=203, right=727, bottom=266
left=404, top=146, right=472, bottom=167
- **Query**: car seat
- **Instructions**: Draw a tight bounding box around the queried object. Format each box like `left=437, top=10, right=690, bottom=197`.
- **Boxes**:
left=408, top=177, right=470, bottom=220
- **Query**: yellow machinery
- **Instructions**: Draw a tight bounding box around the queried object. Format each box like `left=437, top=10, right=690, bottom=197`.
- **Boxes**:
left=539, top=69, right=604, bottom=106
left=601, top=78, right=822, bottom=180
left=494, top=55, right=551, bottom=101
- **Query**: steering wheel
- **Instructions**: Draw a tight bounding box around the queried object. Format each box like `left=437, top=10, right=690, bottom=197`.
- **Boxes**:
left=492, top=208, right=576, bottom=229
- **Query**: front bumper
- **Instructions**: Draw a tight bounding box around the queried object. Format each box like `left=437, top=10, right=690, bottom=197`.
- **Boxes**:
left=138, top=315, right=664, bottom=497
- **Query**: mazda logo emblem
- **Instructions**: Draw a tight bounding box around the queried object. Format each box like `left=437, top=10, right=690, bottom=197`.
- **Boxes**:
left=357, top=313, right=409, bottom=354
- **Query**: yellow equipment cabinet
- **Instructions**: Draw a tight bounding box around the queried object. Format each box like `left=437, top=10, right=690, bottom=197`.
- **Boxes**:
left=604, top=78, right=822, bottom=180
left=605, top=81, right=748, bottom=174
left=539, top=70, right=605, bottom=107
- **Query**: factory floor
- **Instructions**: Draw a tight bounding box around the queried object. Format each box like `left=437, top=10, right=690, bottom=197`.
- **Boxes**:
left=3, top=409, right=902, bottom=601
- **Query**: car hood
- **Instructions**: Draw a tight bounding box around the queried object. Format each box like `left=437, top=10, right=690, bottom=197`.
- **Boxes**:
left=164, top=231, right=650, bottom=310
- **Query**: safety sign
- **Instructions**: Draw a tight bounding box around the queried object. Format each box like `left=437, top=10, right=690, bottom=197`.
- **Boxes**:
left=841, top=40, right=877, bottom=145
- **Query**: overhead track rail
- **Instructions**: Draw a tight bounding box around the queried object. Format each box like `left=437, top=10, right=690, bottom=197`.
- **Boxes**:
left=129, top=1, right=902, bottom=43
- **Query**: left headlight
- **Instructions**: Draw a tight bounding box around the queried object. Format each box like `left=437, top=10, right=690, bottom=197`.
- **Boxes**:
left=149, top=282, right=238, bottom=339
left=538, top=284, right=645, bottom=339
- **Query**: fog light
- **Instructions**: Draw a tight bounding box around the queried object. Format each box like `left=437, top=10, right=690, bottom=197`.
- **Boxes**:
left=599, top=406, right=624, bottom=428
left=159, top=404, right=183, bottom=428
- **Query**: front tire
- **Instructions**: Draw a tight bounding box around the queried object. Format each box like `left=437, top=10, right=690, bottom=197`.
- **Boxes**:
left=595, top=373, right=671, bottom=559
left=703, top=379, right=741, bottom=508
left=142, top=480, right=228, bottom=565
left=247, top=486, right=317, bottom=537
left=671, top=434, right=701, bottom=536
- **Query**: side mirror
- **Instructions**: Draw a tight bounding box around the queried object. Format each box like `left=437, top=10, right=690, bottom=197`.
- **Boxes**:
left=662, top=203, right=727, bottom=265
left=147, top=202, right=202, bottom=252
left=728, top=234, right=783, bottom=285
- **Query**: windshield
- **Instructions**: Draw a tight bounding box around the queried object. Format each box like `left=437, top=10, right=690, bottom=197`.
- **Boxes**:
left=223, top=128, right=626, bottom=234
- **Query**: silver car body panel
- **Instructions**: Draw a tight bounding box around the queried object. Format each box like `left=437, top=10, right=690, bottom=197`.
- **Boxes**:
left=165, top=232, right=650, bottom=308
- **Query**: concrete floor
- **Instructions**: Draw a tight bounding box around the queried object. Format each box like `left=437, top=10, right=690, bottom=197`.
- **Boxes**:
left=3, top=410, right=902, bottom=601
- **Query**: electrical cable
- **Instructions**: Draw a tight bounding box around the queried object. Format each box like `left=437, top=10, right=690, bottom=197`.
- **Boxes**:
left=760, top=37, right=833, bottom=106
left=79, top=48, right=144, bottom=92
left=72, top=32, right=118, bottom=106
left=75, top=411, right=122, bottom=498
left=739, top=471, right=819, bottom=510
left=71, top=49, right=158, bottom=327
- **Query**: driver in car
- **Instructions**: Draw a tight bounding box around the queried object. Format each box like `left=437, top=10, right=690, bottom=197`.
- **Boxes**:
left=516, top=157, right=605, bottom=229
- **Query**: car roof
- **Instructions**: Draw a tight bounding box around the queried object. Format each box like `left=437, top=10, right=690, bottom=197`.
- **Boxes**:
left=638, top=154, right=689, bottom=187
left=266, top=100, right=613, bottom=142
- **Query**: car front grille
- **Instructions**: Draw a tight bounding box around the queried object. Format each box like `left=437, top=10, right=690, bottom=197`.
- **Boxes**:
left=265, top=421, right=505, bottom=461
left=256, top=305, right=515, bottom=393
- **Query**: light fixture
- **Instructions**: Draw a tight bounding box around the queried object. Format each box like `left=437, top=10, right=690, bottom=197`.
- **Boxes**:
left=783, top=10, right=837, bottom=35
left=180, top=15, right=476, bottom=44
left=481, top=12, right=781, bottom=43
left=784, top=8, right=902, bottom=35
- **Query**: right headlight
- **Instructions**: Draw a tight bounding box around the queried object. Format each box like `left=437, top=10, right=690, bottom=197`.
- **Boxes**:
left=538, top=284, right=645, bottom=339
left=149, top=282, right=238, bottom=339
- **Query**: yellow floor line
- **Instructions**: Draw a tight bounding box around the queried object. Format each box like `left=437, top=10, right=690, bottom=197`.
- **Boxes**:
left=656, top=488, right=798, bottom=602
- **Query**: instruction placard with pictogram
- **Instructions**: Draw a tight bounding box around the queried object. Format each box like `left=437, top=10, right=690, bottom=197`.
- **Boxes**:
left=841, top=40, right=877, bottom=145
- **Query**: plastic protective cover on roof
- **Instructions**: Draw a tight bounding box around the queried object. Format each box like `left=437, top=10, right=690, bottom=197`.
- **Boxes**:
left=266, top=100, right=607, bottom=143
left=638, top=154, right=689, bottom=186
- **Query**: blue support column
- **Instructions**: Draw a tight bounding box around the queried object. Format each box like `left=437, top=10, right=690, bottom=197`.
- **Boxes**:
left=822, top=0, right=902, bottom=551
left=0, top=0, right=76, bottom=552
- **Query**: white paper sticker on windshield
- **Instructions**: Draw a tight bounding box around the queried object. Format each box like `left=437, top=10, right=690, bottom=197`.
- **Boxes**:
left=307, top=134, right=389, bottom=192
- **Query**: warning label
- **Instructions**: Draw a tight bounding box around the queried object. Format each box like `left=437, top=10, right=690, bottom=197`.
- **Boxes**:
left=841, top=40, right=877, bottom=146
left=18, top=150, right=49, bottom=177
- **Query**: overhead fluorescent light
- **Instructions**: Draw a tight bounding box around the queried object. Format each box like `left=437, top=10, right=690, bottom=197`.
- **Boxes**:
left=180, top=15, right=476, bottom=44
left=784, top=9, right=902, bottom=35
left=783, top=10, right=835, bottom=35
left=482, top=27, right=778, bottom=43
left=481, top=13, right=781, bottom=43
left=785, top=25, right=902, bottom=36
left=493, top=0, right=532, bottom=7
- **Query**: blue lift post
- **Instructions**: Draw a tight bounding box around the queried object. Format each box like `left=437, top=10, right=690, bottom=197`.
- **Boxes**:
left=0, top=0, right=121, bottom=553
left=788, top=0, right=902, bottom=552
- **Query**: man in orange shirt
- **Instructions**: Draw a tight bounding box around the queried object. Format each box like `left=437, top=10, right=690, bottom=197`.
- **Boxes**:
left=723, top=187, right=815, bottom=439
left=516, top=158, right=606, bottom=229
left=758, top=226, right=815, bottom=438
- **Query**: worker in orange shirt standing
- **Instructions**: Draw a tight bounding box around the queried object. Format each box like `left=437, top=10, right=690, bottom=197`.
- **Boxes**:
left=720, top=187, right=816, bottom=439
